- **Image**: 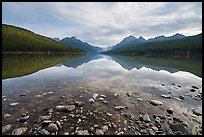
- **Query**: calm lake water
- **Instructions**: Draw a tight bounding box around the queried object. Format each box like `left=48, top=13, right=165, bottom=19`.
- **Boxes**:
left=2, top=54, right=202, bottom=135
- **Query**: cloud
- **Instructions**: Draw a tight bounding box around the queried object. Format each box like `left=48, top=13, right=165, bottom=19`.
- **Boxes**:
left=2, top=2, right=202, bottom=47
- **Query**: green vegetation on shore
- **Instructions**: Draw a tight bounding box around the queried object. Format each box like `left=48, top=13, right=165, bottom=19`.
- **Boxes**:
left=2, top=24, right=84, bottom=53
left=107, top=33, right=202, bottom=54
left=2, top=54, right=79, bottom=79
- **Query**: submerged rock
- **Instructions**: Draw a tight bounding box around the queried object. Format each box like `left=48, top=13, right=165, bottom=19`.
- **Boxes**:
left=12, top=127, right=27, bottom=135
left=161, top=94, right=171, bottom=99
left=55, top=105, right=75, bottom=112
left=92, top=93, right=98, bottom=100
left=2, top=124, right=12, bottom=134
left=88, top=98, right=95, bottom=103
left=3, top=114, right=11, bottom=119
left=10, top=103, right=19, bottom=106
left=150, top=100, right=163, bottom=106
left=192, top=109, right=202, bottom=116
left=166, top=107, right=174, bottom=114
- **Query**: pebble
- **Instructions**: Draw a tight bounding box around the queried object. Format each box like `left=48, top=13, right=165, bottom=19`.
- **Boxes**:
left=42, top=120, right=52, bottom=124
left=46, top=123, right=59, bottom=132
left=123, top=120, right=127, bottom=125
left=88, top=127, right=95, bottom=133
left=126, top=92, right=131, bottom=97
left=92, top=93, right=98, bottom=100
left=98, top=97, right=105, bottom=101
left=166, top=107, right=174, bottom=114
left=39, top=115, right=51, bottom=120
left=75, top=101, right=84, bottom=107
left=64, top=132, right=69, bottom=135
left=150, top=100, right=163, bottom=106
left=192, top=109, right=202, bottom=116
left=39, top=129, right=50, bottom=135
left=114, top=106, right=125, bottom=111
left=114, top=94, right=119, bottom=98
left=190, top=89, right=196, bottom=92
left=182, top=121, right=189, bottom=127
left=95, top=129, right=104, bottom=135
left=10, top=103, right=19, bottom=106
left=191, top=86, right=199, bottom=89
left=149, top=128, right=155, bottom=135
left=152, top=126, right=158, bottom=131
left=2, top=124, right=12, bottom=134
left=77, top=130, right=90, bottom=135
left=116, top=131, right=124, bottom=135
left=3, top=114, right=11, bottom=119
left=155, top=117, right=161, bottom=123
left=55, top=105, right=75, bottom=112
left=106, top=112, right=113, bottom=116
left=142, top=113, right=151, bottom=122
left=12, top=127, right=27, bottom=135
left=161, top=94, right=171, bottom=99
left=20, top=93, right=26, bottom=96
left=88, top=98, right=95, bottom=103
left=100, top=95, right=106, bottom=98
left=56, top=121, right=62, bottom=129
left=179, top=95, right=185, bottom=99
left=19, top=116, right=29, bottom=122
left=102, top=125, right=109, bottom=132
left=137, top=98, right=142, bottom=101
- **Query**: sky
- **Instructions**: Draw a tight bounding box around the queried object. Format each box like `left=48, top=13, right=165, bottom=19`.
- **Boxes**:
left=2, top=2, right=202, bottom=48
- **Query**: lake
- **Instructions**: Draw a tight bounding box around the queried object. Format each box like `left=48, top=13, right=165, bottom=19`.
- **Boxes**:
left=2, top=54, right=202, bottom=135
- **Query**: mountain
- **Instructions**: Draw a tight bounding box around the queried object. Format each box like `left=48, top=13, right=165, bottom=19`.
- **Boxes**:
left=2, top=24, right=84, bottom=53
left=52, top=38, right=61, bottom=42
left=106, top=33, right=202, bottom=56
left=111, top=35, right=146, bottom=51
left=60, top=36, right=103, bottom=53
left=109, top=33, right=186, bottom=51
left=147, top=33, right=185, bottom=41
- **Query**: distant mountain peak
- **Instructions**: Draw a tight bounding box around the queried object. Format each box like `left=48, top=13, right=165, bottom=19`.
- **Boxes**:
left=138, top=36, right=145, bottom=40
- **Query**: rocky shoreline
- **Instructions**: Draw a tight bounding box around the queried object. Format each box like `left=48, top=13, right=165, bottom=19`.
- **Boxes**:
left=2, top=83, right=202, bottom=135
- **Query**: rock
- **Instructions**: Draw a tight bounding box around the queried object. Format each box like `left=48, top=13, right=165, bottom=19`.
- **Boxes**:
left=39, top=129, right=50, bottom=135
left=47, top=108, right=54, bottom=113
left=191, top=125, right=199, bottom=135
left=166, top=107, right=174, bottom=114
left=137, top=98, right=142, bottom=101
left=20, top=93, right=26, bottom=96
left=102, top=125, right=109, bottom=132
left=179, top=95, right=185, bottom=99
left=155, top=117, right=161, bottom=123
left=140, top=129, right=148, bottom=135
left=77, top=130, right=90, bottom=135
left=116, top=131, right=124, bottom=135
left=98, top=97, right=104, bottom=101
left=47, top=123, right=59, bottom=132
left=106, top=112, right=113, bottom=117
left=75, top=101, right=84, bottom=107
left=114, top=106, right=125, bottom=111
left=19, top=116, right=29, bottom=122
left=39, top=115, right=51, bottom=120
left=149, top=128, right=155, bottom=135
left=152, top=126, right=158, bottom=131
left=94, top=124, right=99, bottom=128
left=162, top=84, right=164, bottom=86
left=64, top=132, right=69, bottom=135
left=3, top=114, right=11, bottom=119
left=142, top=113, right=151, bottom=122
left=150, top=100, right=163, bottom=106
left=123, top=120, right=127, bottom=125
left=161, top=94, right=171, bottom=99
left=182, top=121, right=189, bottom=127
left=114, top=94, right=119, bottom=98
left=95, top=129, right=104, bottom=135
left=56, top=121, right=62, bottom=129
left=192, top=86, right=199, bottom=89
left=169, top=123, right=187, bottom=134
left=92, top=93, right=98, bottom=100
left=55, top=105, right=75, bottom=112
left=42, top=120, right=53, bottom=124
left=88, top=127, right=95, bottom=133
left=2, top=124, right=12, bottom=134
left=88, top=98, right=95, bottom=103
left=10, top=103, right=19, bottom=106
left=102, top=100, right=108, bottom=104
left=190, top=89, right=196, bottom=92
left=12, top=127, right=27, bottom=135
left=192, top=109, right=202, bottom=116
left=100, top=95, right=106, bottom=98
left=126, top=92, right=131, bottom=97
